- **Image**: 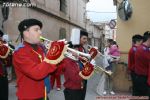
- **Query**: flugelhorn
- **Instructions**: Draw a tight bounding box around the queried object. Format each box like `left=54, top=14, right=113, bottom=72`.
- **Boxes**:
left=40, top=36, right=91, bottom=60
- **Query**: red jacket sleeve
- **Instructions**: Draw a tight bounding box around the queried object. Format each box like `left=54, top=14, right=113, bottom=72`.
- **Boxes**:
left=128, top=48, right=134, bottom=71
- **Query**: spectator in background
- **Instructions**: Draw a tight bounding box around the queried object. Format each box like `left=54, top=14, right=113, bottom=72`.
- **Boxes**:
left=108, top=41, right=120, bottom=60
left=104, top=39, right=120, bottom=95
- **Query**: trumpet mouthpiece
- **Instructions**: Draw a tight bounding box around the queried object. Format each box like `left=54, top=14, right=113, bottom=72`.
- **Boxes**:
left=40, top=36, right=50, bottom=42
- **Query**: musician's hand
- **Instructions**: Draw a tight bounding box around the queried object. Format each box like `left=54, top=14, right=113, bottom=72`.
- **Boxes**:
left=44, top=40, right=68, bottom=64
left=79, top=62, right=94, bottom=79
left=79, top=56, right=88, bottom=64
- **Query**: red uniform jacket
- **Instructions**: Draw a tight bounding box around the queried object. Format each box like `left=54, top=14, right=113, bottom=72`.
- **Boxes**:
left=59, top=58, right=83, bottom=89
left=0, top=61, right=4, bottom=76
left=77, top=45, right=86, bottom=53
left=134, top=44, right=150, bottom=76
left=128, top=45, right=137, bottom=72
left=0, top=54, right=12, bottom=76
left=13, top=42, right=56, bottom=99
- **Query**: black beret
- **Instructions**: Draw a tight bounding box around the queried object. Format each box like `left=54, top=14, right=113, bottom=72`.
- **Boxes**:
left=0, top=30, right=4, bottom=37
left=18, top=18, right=43, bottom=33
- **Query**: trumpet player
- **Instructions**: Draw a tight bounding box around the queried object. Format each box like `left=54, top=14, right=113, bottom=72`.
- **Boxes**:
left=13, top=18, right=68, bottom=100
left=56, top=41, right=95, bottom=100
left=57, top=29, right=95, bottom=100
left=0, top=30, right=10, bottom=100
left=73, top=29, right=90, bottom=100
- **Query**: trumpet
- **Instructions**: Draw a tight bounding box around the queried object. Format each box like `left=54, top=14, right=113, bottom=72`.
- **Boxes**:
left=40, top=36, right=91, bottom=61
left=94, top=65, right=112, bottom=76
left=0, top=44, right=14, bottom=59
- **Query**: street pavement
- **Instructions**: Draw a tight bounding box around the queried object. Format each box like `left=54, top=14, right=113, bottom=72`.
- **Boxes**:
left=9, top=73, right=131, bottom=100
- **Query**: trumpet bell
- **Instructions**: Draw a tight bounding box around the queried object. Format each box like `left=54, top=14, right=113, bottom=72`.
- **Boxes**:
left=94, top=65, right=113, bottom=76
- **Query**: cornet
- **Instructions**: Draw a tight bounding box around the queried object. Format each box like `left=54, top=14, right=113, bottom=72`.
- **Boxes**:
left=40, top=36, right=91, bottom=61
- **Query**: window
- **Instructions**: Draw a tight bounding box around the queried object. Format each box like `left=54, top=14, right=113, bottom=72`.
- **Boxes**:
left=60, top=0, right=67, bottom=13
left=59, top=28, right=66, bottom=39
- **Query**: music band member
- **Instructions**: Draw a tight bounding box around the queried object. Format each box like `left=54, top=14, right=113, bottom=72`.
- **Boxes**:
left=128, top=34, right=143, bottom=95
left=56, top=40, right=94, bottom=100
left=134, top=31, right=150, bottom=96
left=74, top=30, right=89, bottom=100
left=13, top=18, right=67, bottom=100
left=0, top=30, right=10, bottom=100
left=59, top=29, right=94, bottom=100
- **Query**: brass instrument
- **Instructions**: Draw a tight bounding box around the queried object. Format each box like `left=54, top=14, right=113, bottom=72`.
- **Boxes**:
left=87, top=45, right=113, bottom=76
left=94, top=65, right=112, bottom=76
left=40, top=36, right=91, bottom=61
left=40, top=36, right=113, bottom=76
left=0, top=40, right=14, bottom=59
left=87, top=44, right=103, bottom=56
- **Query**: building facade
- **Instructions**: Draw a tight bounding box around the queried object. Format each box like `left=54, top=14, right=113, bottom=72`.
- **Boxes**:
left=0, top=0, right=89, bottom=45
left=112, top=0, right=150, bottom=92
left=85, top=19, right=117, bottom=52
left=85, top=19, right=105, bottom=51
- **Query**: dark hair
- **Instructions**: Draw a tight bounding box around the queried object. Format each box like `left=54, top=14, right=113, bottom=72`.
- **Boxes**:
left=80, top=30, right=88, bottom=38
left=0, top=30, right=4, bottom=37
left=132, top=34, right=143, bottom=44
left=112, top=41, right=117, bottom=45
left=112, top=41, right=119, bottom=47
left=143, top=31, right=150, bottom=42
left=107, top=39, right=113, bottom=44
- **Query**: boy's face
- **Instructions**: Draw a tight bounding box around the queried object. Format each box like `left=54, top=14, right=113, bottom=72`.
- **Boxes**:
left=80, top=35, right=88, bottom=46
left=23, top=25, right=42, bottom=44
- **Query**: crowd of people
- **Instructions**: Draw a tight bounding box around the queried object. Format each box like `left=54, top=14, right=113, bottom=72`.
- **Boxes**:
left=128, top=32, right=150, bottom=97
left=0, top=18, right=95, bottom=100
left=0, top=18, right=150, bottom=100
